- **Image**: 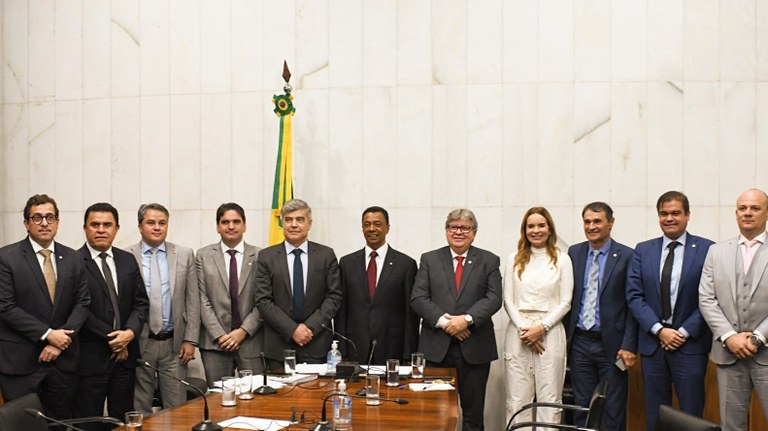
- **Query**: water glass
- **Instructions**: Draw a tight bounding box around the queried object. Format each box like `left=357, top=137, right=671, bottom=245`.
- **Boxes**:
left=411, top=352, right=425, bottom=379
left=238, top=369, right=254, bottom=400
left=125, top=411, right=143, bottom=430
left=284, top=349, right=297, bottom=375
left=365, top=374, right=382, bottom=406
left=221, top=376, right=237, bottom=406
left=386, top=359, right=400, bottom=386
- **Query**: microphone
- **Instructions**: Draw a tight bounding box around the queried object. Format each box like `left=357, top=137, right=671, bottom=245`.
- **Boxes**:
left=139, top=359, right=223, bottom=431
left=313, top=391, right=409, bottom=431
left=356, top=339, right=377, bottom=396
left=25, top=408, right=88, bottom=431
left=320, top=324, right=360, bottom=380
left=253, top=352, right=277, bottom=395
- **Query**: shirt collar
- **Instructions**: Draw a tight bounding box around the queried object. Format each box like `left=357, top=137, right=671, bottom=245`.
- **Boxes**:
left=739, top=231, right=767, bottom=245
left=284, top=240, right=309, bottom=255
left=450, top=247, right=469, bottom=260
left=141, top=241, right=166, bottom=254
left=365, top=243, right=388, bottom=259
left=221, top=240, right=245, bottom=255
left=28, top=237, right=54, bottom=254
left=87, top=242, right=113, bottom=260
left=662, top=231, right=687, bottom=249
left=589, top=238, right=612, bottom=255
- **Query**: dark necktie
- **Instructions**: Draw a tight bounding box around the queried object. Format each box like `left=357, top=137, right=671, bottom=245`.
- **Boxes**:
left=292, top=249, right=305, bottom=321
left=367, top=251, right=378, bottom=300
left=660, top=241, right=679, bottom=321
left=455, top=256, right=465, bottom=292
left=227, top=249, right=242, bottom=329
left=98, top=252, right=121, bottom=329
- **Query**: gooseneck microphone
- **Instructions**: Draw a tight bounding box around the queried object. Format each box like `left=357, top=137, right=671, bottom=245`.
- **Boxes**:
left=253, top=352, right=277, bottom=395
left=356, top=339, right=377, bottom=396
left=139, top=359, right=223, bottom=431
left=312, top=392, right=409, bottom=431
left=25, top=408, right=90, bottom=431
left=320, top=324, right=361, bottom=380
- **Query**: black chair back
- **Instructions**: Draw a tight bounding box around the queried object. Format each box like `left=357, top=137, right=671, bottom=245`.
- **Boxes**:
left=654, top=405, right=720, bottom=431
left=584, top=380, right=608, bottom=431
left=0, top=393, right=48, bottom=431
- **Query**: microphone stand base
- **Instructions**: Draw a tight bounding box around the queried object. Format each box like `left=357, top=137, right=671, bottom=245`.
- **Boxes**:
left=312, top=421, right=334, bottom=431
left=192, top=419, right=223, bottom=431
left=253, top=385, right=277, bottom=395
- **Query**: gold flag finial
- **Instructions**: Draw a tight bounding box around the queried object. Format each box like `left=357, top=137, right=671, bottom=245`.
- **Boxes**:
left=282, top=61, right=292, bottom=93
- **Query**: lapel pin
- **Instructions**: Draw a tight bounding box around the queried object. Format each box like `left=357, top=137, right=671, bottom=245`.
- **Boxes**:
left=692, top=244, right=696, bottom=248
left=58, top=255, right=63, bottom=260
left=468, top=260, right=472, bottom=265
left=389, top=262, right=393, bottom=266
left=612, top=253, right=618, bottom=257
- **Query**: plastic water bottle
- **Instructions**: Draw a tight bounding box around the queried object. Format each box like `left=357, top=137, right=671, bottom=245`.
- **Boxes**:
left=333, top=379, right=353, bottom=430
left=327, top=340, right=342, bottom=373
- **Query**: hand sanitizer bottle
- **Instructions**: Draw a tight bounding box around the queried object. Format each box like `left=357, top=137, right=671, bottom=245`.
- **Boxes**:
left=333, top=379, right=353, bottom=430
left=327, top=340, right=342, bottom=373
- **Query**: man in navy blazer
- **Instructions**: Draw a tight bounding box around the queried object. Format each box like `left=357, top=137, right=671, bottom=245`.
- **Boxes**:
left=411, top=209, right=502, bottom=431
left=72, top=203, right=149, bottom=428
left=626, top=191, right=713, bottom=431
left=255, top=199, right=342, bottom=367
left=336, top=206, right=419, bottom=363
left=0, top=194, right=90, bottom=419
left=566, top=202, right=637, bottom=431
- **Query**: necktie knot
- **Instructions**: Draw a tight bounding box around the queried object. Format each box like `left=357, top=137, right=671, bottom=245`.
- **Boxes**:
left=291, top=249, right=302, bottom=257
left=370, top=250, right=378, bottom=260
left=227, top=249, right=237, bottom=257
left=668, top=241, right=680, bottom=251
left=456, top=256, right=465, bottom=266
left=151, top=247, right=159, bottom=256
left=99, top=252, right=109, bottom=260
left=745, top=239, right=758, bottom=249
left=39, top=249, right=52, bottom=258
left=591, top=249, right=601, bottom=260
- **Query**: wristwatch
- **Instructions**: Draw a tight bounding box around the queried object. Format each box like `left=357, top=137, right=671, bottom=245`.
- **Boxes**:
left=464, top=315, right=474, bottom=326
left=750, top=334, right=763, bottom=347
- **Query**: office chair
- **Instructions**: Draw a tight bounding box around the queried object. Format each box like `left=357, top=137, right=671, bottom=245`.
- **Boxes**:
left=654, top=405, right=721, bottom=431
left=506, top=380, right=607, bottom=431
left=0, top=393, right=124, bottom=431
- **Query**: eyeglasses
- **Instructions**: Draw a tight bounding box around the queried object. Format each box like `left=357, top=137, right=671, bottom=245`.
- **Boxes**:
left=30, top=214, right=58, bottom=225
left=446, top=226, right=472, bottom=234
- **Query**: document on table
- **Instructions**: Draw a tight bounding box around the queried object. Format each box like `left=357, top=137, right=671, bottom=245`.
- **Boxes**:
left=218, top=416, right=291, bottom=430
left=408, top=382, right=455, bottom=391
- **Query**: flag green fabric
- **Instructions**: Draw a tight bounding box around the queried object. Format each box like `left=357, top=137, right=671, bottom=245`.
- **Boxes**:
left=269, top=92, right=295, bottom=245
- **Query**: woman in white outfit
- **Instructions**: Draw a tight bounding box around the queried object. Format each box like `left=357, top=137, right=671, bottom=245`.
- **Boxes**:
left=503, top=206, right=573, bottom=426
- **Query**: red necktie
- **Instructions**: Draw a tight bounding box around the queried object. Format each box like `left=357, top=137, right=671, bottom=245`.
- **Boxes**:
left=455, top=256, right=464, bottom=292
left=367, top=251, right=378, bottom=300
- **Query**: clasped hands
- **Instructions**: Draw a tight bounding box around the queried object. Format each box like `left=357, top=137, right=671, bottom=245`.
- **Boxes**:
left=442, top=314, right=471, bottom=341
left=39, top=328, right=74, bottom=363
left=658, top=327, right=687, bottom=351
left=725, top=332, right=758, bottom=359
left=519, top=324, right=545, bottom=354
left=108, top=329, right=134, bottom=363
left=218, top=327, right=248, bottom=352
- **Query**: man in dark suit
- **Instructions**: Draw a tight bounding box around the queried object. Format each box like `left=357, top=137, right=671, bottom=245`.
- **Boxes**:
left=626, top=191, right=714, bottom=431
left=410, top=208, right=502, bottom=431
left=196, top=202, right=263, bottom=385
left=72, top=203, right=149, bottom=429
left=566, top=202, right=637, bottom=431
left=336, top=206, right=418, bottom=363
left=0, top=194, right=90, bottom=419
left=255, top=199, right=342, bottom=367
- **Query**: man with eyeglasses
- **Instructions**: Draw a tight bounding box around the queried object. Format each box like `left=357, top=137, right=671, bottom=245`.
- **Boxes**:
left=0, top=194, right=90, bottom=419
left=411, top=209, right=502, bottom=431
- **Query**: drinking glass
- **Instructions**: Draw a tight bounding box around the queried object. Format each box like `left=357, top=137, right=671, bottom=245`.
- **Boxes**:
left=284, top=349, right=297, bottom=375
left=365, top=374, right=382, bottom=406
left=238, top=369, right=254, bottom=400
left=221, top=376, right=237, bottom=406
left=411, top=352, right=425, bottom=379
left=386, top=359, right=400, bottom=386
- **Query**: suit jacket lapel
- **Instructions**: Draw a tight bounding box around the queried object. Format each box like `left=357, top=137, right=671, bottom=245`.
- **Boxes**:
left=277, top=244, right=292, bottom=296
left=167, top=243, right=177, bottom=297
left=212, top=244, right=229, bottom=291
left=572, top=243, right=587, bottom=301
left=354, top=249, right=372, bottom=303
left=442, top=248, right=457, bottom=300
left=600, top=244, right=621, bottom=296
left=649, top=238, right=664, bottom=296
left=83, top=249, right=112, bottom=299
left=749, top=242, right=768, bottom=296
left=239, top=244, right=256, bottom=294
left=22, top=241, right=52, bottom=304
left=679, top=236, right=700, bottom=291
left=726, top=240, right=739, bottom=304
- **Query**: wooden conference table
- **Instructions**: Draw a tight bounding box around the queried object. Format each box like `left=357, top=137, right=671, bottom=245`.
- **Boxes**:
left=115, top=368, right=458, bottom=430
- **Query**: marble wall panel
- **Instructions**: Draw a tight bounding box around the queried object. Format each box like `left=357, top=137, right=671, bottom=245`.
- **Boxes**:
left=612, top=0, right=647, bottom=82
left=759, top=1, right=768, bottom=80
left=466, top=0, right=502, bottom=84
left=362, top=0, right=396, bottom=88
left=82, top=0, right=110, bottom=99
left=573, top=83, right=610, bottom=206
left=232, top=0, right=262, bottom=92
left=231, top=92, right=264, bottom=211
left=683, top=83, right=719, bottom=206
left=757, top=84, right=768, bottom=188
left=262, top=1, right=295, bottom=92
left=648, top=0, right=683, bottom=82
left=110, top=98, right=141, bottom=210
left=719, top=82, right=755, bottom=205
left=295, top=0, right=328, bottom=90
left=537, top=83, right=574, bottom=207
left=140, top=0, right=170, bottom=96
left=396, top=0, right=431, bottom=86
left=431, top=85, right=467, bottom=208
left=28, top=102, right=56, bottom=193
left=201, top=0, right=231, bottom=93
left=111, top=0, right=140, bottom=97
left=292, top=89, right=329, bottom=208
left=431, top=0, right=467, bottom=85
left=328, top=88, right=362, bottom=210
left=610, top=83, right=647, bottom=206
left=502, top=0, right=537, bottom=83
left=396, top=86, right=431, bottom=208
left=466, top=84, right=503, bottom=208
left=3, top=2, right=27, bottom=102
left=139, top=96, right=171, bottom=204
left=82, top=99, right=111, bottom=203
left=574, top=0, right=610, bottom=82
left=169, top=95, right=201, bottom=209
left=169, top=0, right=201, bottom=94
left=361, top=86, right=397, bottom=208
left=329, top=0, right=362, bottom=88
left=55, top=0, right=82, bottom=101
left=684, top=0, right=719, bottom=81
left=501, top=84, right=538, bottom=207
left=646, top=82, right=684, bottom=196
left=199, top=94, right=232, bottom=209
left=55, top=100, right=83, bottom=210
left=539, top=0, right=573, bottom=83
left=29, top=0, right=54, bottom=101
left=720, top=0, right=755, bottom=82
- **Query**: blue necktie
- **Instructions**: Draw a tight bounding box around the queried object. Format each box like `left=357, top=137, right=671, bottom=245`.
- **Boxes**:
left=292, top=249, right=305, bottom=321
left=582, top=250, right=601, bottom=330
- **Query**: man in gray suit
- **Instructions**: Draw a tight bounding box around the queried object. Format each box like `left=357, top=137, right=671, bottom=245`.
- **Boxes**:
left=700, top=188, right=768, bottom=430
left=255, top=199, right=342, bottom=368
left=129, top=203, right=199, bottom=414
left=411, top=209, right=503, bottom=431
left=197, top=202, right=263, bottom=386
